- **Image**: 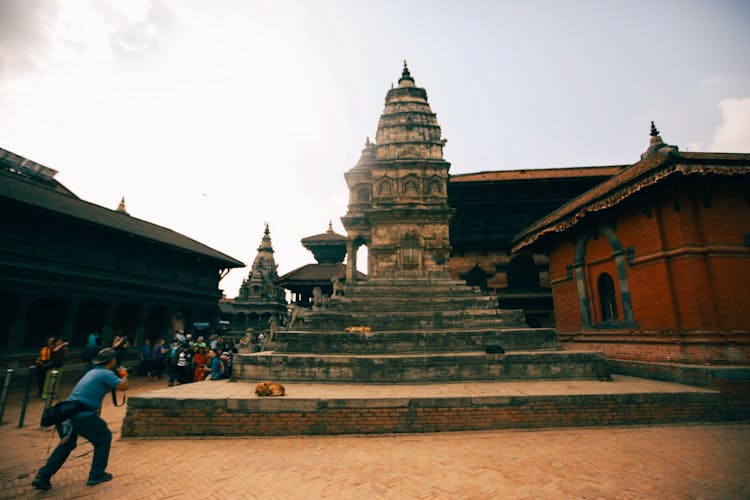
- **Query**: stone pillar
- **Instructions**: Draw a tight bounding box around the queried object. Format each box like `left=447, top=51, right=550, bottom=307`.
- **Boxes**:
left=574, top=264, right=591, bottom=329
left=612, top=250, right=635, bottom=324
left=7, top=294, right=33, bottom=352
left=346, top=241, right=357, bottom=283
left=133, top=305, right=146, bottom=346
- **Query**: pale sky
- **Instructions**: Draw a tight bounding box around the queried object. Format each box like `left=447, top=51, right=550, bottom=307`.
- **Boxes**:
left=1, top=0, right=749, bottom=298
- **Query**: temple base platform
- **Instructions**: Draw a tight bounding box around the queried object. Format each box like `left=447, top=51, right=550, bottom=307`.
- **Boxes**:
left=121, top=375, right=737, bottom=438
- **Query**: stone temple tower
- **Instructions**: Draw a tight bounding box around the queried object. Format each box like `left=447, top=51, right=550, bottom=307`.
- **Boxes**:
left=234, top=65, right=607, bottom=387
left=342, top=62, right=454, bottom=281
left=233, top=224, right=287, bottom=331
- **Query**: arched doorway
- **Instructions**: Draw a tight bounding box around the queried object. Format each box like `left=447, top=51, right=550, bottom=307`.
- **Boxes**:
left=0, top=293, right=17, bottom=349
left=72, top=300, right=107, bottom=347
left=598, top=273, right=618, bottom=322
left=145, top=306, right=168, bottom=343
left=114, top=303, right=140, bottom=342
left=507, top=254, right=539, bottom=289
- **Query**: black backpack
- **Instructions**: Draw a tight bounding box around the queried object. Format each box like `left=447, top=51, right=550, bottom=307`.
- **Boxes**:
left=40, top=401, right=86, bottom=427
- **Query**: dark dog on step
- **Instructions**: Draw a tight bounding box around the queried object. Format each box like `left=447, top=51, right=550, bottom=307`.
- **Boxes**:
left=485, top=344, right=505, bottom=355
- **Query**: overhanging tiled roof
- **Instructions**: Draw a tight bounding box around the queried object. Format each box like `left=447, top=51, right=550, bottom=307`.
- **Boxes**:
left=512, top=150, right=750, bottom=253
left=450, top=165, right=626, bottom=183
left=1, top=155, right=244, bottom=267
left=276, top=263, right=365, bottom=285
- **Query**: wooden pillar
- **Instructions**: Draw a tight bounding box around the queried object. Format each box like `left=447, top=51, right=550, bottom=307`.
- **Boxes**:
left=100, top=303, right=117, bottom=346
left=60, top=297, right=79, bottom=344
left=133, top=305, right=146, bottom=346
left=7, top=294, right=33, bottom=352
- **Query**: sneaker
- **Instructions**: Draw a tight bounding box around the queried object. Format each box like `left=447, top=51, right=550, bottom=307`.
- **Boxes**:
left=32, top=475, right=51, bottom=491
left=86, top=472, right=113, bottom=486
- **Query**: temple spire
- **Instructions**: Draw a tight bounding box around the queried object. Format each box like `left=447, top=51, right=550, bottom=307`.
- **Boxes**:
left=327, top=220, right=334, bottom=233
left=398, top=60, right=414, bottom=86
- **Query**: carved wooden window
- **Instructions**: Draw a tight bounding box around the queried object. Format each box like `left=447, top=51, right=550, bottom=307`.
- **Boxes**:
left=402, top=236, right=420, bottom=268
left=598, top=273, right=618, bottom=322
left=357, top=187, right=370, bottom=202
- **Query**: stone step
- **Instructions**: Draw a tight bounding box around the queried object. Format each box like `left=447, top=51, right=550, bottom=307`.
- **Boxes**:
left=295, top=308, right=527, bottom=331
left=325, top=295, right=498, bottom=311
left=271, top=328, right=557, bottom=354
left=234, top=349, right=610, bottom=383
left=341, top=285, right=487, bottom=298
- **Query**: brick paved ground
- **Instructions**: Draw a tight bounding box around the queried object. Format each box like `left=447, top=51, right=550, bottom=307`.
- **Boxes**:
left=1, top=376, right=748, bottom=499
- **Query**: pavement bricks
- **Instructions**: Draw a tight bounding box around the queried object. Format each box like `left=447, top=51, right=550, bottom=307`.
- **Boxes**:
left=1, top=376, right=748, bottom=499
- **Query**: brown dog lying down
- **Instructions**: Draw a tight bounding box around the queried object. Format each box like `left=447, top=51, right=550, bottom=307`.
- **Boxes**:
left=255, top=381, right=285, bottom=397
left=344, top=326, right=372, bottom=333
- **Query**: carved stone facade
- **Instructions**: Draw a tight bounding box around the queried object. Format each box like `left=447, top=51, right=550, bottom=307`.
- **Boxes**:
left=235, top=64, right=607, bottom=385
left=342, top=63, right=453, bottom=281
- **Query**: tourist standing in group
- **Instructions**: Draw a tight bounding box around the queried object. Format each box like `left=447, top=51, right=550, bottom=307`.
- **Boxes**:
left=193, top=346, right=209, bottom=382
left=35, top=337, right=55, bottom=397
left=42, top=338, right=69, bottom=399
left=32, top=348, right=128, bottom=491
left=176, top=343, right=193, bottom=385
left=151, top=339, right=167, bottom=380
left=112, top=335, right=129, bottom=366
left=166, top=341, right=180, bottom=387
left=207, top=349, right=224, bottom=380
left=137, top=339, right=152, bottom=377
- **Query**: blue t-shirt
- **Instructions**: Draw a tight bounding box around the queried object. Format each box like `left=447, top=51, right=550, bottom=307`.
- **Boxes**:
left=209, top=357, right=223, bottom=380
left=68, top=366, right=122, bottom=411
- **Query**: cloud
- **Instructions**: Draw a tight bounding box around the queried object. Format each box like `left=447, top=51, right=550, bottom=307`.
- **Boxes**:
left=0, top=0, right=59, bottom=78
left=710, top=97, right=750, bottom=152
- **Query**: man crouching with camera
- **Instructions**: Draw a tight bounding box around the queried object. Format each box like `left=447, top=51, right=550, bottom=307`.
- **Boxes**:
left=32, top=347, right=128, bottom=491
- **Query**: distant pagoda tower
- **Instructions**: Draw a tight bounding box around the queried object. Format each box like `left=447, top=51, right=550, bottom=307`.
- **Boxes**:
left=342, top=61, right=453, bottom=281
left=231, top=224, right=287, bottom=332
left=275, top=222, right=366, bottom=306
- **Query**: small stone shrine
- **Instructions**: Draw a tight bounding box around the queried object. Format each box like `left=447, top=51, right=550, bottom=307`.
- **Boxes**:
left=235, top=63, right=608, bottom=383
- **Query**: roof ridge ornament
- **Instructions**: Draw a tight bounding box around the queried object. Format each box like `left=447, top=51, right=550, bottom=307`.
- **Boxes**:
left=650, top=121, right=660, bottom=137
left=116, top=196, right=128, bottom=215
left=641, top=121, right=678, bottom=160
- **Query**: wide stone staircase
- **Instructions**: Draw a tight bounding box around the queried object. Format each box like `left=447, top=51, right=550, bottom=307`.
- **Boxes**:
left=122, top=278, right=735, bottom=438
left=234, top=278, right=609, bottom=383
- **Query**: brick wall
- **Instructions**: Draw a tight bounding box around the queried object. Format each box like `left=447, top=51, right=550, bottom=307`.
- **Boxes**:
left=546, top=175, right=750, bottom=363
left=121, top=392, right=730, bottom=438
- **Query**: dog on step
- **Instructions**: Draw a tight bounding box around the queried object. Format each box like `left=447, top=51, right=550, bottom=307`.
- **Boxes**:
left=255, top=381, right=286, bottom=397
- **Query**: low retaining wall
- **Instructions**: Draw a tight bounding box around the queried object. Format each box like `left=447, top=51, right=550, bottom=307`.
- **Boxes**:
left=235, top=351, right=610, bottom=383
left=274, top=328, right=557, bottom=354
left=608, top=359, right=750, bottom=419
left=122, top=391, right=728, bottom=438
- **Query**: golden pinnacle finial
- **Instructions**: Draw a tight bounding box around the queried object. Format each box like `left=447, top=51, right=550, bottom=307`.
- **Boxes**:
left=116, top=196, right=128, bottom=214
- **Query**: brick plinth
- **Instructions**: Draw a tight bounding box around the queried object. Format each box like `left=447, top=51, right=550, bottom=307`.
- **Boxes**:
left=122, top=391, right=728, bottom=438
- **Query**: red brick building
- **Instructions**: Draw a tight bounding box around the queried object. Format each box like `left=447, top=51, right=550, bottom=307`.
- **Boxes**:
left=513, top=125, right=750, bottom=364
